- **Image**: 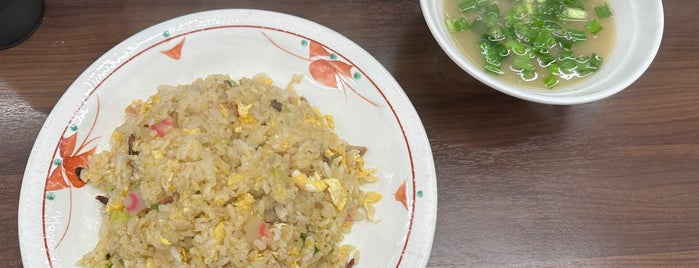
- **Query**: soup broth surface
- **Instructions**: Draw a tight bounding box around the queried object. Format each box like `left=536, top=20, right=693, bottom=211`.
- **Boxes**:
left=444, top=0, right=616, bottom=90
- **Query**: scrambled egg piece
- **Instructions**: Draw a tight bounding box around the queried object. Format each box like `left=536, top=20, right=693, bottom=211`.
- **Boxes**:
left=236, top=101, right=256, bottom=124
left=180, top=248, right=190, bottom=263
left=227, top=173, right=243, bottom=186
left=213, top=196, right=227, bottom=207
left=146, top=258, right=156, bottom=268
left=140, top=95, right=160, bottom=114
left=181, top=128, right=201, bottom=135
left=279, top=139, right=290, bottom=150
left=291, top=170, right=327, bottom=192
left=150, top=149, right=164, bottom=160
left=273, top=186, right=288, bottom=202
left=288, top=247, right=299, bottom=256
left=235, top=193, right=255, bottom=210
left=148, top=94, right=161, bottom=105
left=111, top=130, right=124, bottom=145
left=291, top=170, right=349, bottom=211
left=303, top=112, right=320, bottom=126
left=214, top=222, right=226, bottom=245
left=302, top=107, right=335, bottom=129
left=323, top=178, right=347, bottom=211
left=324, top=114, right=335, bottom=129
left=363, top=191, right=382, bottom=221
left=140, top=102, right=153, bottom=114
left=263, top=77, right=273, bottom=85
left=357, top=168, right=378, bottom=183
left=106, top=195, right=125, bottom=212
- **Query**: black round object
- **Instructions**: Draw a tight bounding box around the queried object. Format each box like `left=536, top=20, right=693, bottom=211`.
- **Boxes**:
left=0, top=0, right=45, bottom=50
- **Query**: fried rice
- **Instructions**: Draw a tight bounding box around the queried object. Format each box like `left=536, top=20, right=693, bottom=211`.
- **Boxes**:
left=78, top=74, right=381, bottom=267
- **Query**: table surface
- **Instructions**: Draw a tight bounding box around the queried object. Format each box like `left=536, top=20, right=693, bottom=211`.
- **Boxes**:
left=2, top=0, right=698, bottom=267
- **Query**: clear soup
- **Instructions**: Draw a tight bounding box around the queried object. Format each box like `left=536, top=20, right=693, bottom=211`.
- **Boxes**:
left=444, top=0, right=616, bottom=90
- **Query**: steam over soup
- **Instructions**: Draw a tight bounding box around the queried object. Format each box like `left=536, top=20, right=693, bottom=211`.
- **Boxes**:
left=444, top=0, right=616, bottom=89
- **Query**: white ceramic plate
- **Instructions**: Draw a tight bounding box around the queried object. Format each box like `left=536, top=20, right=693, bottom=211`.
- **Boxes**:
left=18, top=9, right=436, bottom=267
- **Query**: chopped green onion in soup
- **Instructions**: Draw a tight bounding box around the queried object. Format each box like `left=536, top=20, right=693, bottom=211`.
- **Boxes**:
left=444, top=0, right=615, bottom=89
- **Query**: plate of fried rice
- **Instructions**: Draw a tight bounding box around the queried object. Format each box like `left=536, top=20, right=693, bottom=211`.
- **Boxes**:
left=19, top=9, right=436, bottom=267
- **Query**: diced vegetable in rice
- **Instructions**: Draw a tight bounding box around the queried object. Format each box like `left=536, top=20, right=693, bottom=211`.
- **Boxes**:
left=78, top=74, right=380, bottom=267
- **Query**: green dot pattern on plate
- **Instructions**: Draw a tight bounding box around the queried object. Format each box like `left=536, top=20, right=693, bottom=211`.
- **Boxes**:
left=330, top=53, right=338, bottom=60
left=46, top=192, right=55, bottom=201
left=417, top=190, right=423, bottom=198
left=301, top=40, right=308, bottom=46
left=70, top=124, right=78, bottom=131
left=353, top=72, right=362, bottom=79
left=163, top=31, right=170, bottom=38
left=53, top=158, right=62, bottom=166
